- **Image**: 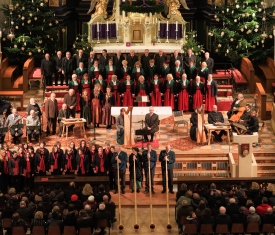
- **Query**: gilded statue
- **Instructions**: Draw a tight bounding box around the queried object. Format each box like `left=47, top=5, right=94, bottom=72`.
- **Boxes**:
left=165, top=0, right=189, bottom=16
left=87, top=0, right=108, bottom=17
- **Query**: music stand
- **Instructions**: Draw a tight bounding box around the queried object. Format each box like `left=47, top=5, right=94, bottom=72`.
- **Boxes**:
left=27, top=125, right=40, bottom=130
left=11, top=124, right=24, bottom=129
left=0, top=127, right=8, bottom=133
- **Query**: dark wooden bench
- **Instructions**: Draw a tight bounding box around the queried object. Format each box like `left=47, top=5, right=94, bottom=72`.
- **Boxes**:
left=34, top=175, right=109, bottom=193
left=0, top=90, right=24, bottom=110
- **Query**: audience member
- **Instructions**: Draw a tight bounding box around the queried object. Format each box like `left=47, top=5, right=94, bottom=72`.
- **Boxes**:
left=10, top=212, right=28, bottom=235
left=94, top=203, right=112, bottom=235
left=247, top=206, right=261, bottom=225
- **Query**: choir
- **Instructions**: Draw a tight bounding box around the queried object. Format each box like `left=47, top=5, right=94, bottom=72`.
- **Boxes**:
left=47, top=49, right=216, bottom=113
left=0, top=141, right=116, bottom=194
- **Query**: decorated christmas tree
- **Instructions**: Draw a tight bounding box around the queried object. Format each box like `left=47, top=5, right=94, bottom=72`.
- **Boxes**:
left=1, top=0, right=60, bottom=66
left=209, top=0, right=275, bottom=65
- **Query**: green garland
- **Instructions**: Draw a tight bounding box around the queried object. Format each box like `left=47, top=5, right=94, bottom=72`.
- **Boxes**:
left=120, top=1, right=165, bottom=14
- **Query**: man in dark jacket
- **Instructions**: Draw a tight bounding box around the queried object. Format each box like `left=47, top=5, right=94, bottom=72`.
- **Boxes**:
left=142, top=143, right=157, bottom=194
left=57, top=103, right=70, bottom=137
left=143, top=106, right=159, bottom=142
left=154, top=49, right=167, bottom=75
left=159, top=144, right=175, bottom=194
left=16, top=201, right=32, bottom=220
left=61, top=51, right=73, bottom=85
left=126, top=49, right=138, bottom=70
left=45, top=93, right=58, bottom=136
left=215, top=206, right=231, bottom=231
left=41, top=53, right=54, bottom=87
left=226, top=198, right=240, bottom=218
left=112, top=146, right=128, bottom=194
left=246, top=110, right=259, bottom=134
left=53, top=51, right=63, bottom=85
left=94, top=203, right=112, bottom=234
left=98, top=49, right=110, bottom=67
left=64, top=89, right=78, bottom=118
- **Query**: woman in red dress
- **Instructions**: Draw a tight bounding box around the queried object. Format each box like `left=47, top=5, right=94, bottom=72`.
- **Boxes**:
left=109, top=75, right=121, bottom=106
left=102, top=86, right=115, bottom=129
left=192, top=76, right=205, bottom=109
left=81, top=73, right=92, bottom=100
left=205, top=74, right=218, bottom=111
left=20, top=151, right=34, bottom=189
left=177, top=73, right=190, bottom=111
left=69, top=74, right=81, bottom=112
left=91, top=84, right=103, bottom=128
left=150, top=74, right=162, bottom=106
left=135, top=75, right=149, bottom=107
left=163, top=74, right=175, bottom=110
left=122, top=75, right=134, bottom=106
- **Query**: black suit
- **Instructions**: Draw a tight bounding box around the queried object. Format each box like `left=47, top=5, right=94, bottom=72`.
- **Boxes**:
left=113, top=55, right=125, bottom=70
left=159, top=150, right=175, bottom=192
left=61, top=57, right=74, bottom=85
left=203, top=57, right=214, bottom=74
left=57, top=109, right=70, bottom=135
left=170, top=55, right=183, bottom=69
left=73, top=54, right=86, bottom=70
left=98, top=55, right=111, bottom=68
left=184, top=55, right=197, bottom=67
left=247, top=115, right=259, bottom=134
left=208, top=111, right=226, bottom=141
left=41, top=59, right=54, bottom=86
left=154, top=54, right=167, bottom=75
left=141, top=54, right=152, bottom=68
left=142, top=149, right=157, bottom=191
left=53, top=56, right=64, bottom=85
left=143, top=113, right=159, bottom=141
left=87, top=57, right=98, bottom=73
left=126, top=55, right=139, bottom=70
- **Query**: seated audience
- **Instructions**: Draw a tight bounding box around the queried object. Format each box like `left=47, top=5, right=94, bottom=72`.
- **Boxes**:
left=214, top=206, right=231, bottom=231
left=10, top=212, right=28, bottom=234
left=256, top=197, right=271, bottom=215
left=94, top=203, right=112, bottom=235
left=30, top=211, right=46, bottom=234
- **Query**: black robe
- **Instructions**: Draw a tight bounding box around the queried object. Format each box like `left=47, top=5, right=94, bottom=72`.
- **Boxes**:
left=129, top=153, right=143, bottom=182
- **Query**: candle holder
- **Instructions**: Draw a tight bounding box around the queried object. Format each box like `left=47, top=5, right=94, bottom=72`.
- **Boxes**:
left=165, top=30, right=169, bottom=43
left=175, top=30, right=178, bottom=44
left=157, top=30, right=161, bottom=43
left=97, top=31, right=100, bottom=44
left=106, top=29, right=110, bottom=44
left=116, top=27, right=119, bottom=43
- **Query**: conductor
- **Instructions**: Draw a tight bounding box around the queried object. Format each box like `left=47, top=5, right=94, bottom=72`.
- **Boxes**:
left=143, top=106, right=159, bottom=142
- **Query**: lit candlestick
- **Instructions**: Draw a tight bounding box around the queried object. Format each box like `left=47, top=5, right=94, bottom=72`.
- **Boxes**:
left=176, top=21, right=178, bottom=31
left=150, top=13, right=152, bottom=23
left=97, top=22, right=99, bottom=32
left=166, top=21, right=169, bottom=31
left=122, top=11, right=125, bottom=19
left=106, top=21, right=109, bottom=31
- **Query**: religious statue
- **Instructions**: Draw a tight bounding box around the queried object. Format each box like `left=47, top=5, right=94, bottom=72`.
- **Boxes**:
left=87, top=0, right=108, bottom=18
left=165, top=0, right=189, bottom=16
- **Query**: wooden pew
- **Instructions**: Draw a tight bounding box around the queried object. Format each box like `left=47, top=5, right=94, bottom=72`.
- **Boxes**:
left=240, top=58, right=260, bottom=93
left=258, top=63, right=275, bottom=93
left=34, top=175, right=109, bottom=194
left=255, top=82, right=272, bottom=120
left=271, top=103, right=275, bottom=134
left=0, top=90, right=24, bottom=110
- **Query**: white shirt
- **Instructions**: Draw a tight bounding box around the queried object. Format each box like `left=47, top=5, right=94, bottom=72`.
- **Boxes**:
left=207, top=80, right=212, bottom=85
left=154, top=80, right=158, bottom=85
left=73, top=80, right=78, bottom=85
left=136, top=68, right=140, bottom=72
left=123, top=67, right=127, bottom=72
left=94, top=67, right=99, bottom=71
left=126, top=81, right=130, bottom=85
left=109, top=66, right=113, bottom=71
left=182, top=80, right=186, bottom=86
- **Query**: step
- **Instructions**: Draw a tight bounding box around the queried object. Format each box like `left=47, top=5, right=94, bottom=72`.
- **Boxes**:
left=13, top=75, right=23, bottom=89
left=257, top=170, right=275, bottom=174
left=257, top=163, right=275, bottom=166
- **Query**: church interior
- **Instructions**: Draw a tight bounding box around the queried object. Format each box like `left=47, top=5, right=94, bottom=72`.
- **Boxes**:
left=0, top=0, right=275, bottom=234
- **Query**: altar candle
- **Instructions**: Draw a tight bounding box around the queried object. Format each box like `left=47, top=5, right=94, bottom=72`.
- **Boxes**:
left=150, top=13, right=152, bottom=23
left=122, top=11, right=125, bottom=19
left=158, top=20, right=160, bottom=31
left=166, top=21, right=169, bottom=31
left=176, top=21, right=178, bottom=31
left=106, top=21, right=109, bottom=31
left=97, top=22, right=99, bottom=32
